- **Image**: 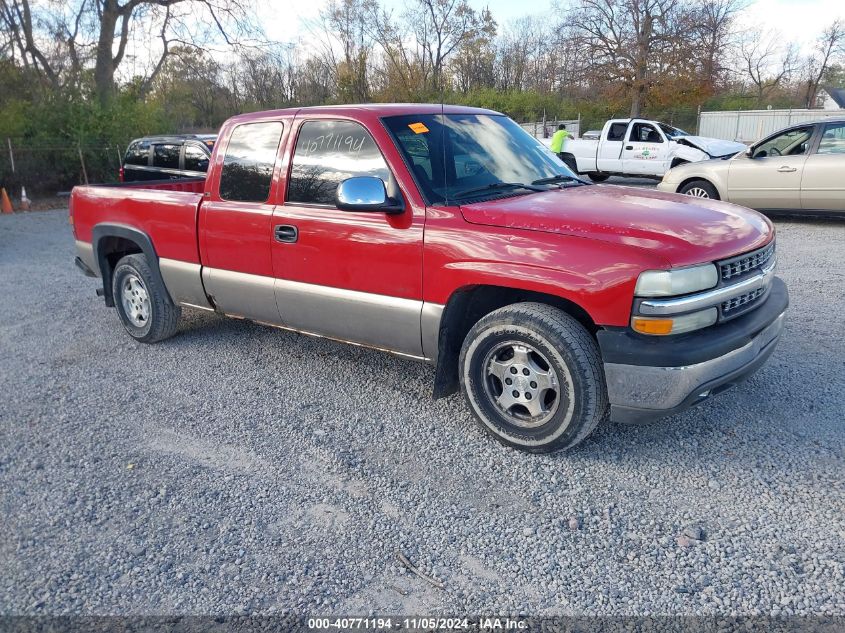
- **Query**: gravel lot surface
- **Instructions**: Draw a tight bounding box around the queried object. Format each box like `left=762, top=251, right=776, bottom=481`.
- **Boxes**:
left=1, top=209, right=843, bottom=618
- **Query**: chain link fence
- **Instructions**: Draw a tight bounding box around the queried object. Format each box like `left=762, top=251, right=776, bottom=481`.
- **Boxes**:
left=0, top=139, right=127, bottom=200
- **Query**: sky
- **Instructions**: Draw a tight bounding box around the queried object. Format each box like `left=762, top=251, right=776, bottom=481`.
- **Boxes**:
left=261, top=0, right=845, bottom=55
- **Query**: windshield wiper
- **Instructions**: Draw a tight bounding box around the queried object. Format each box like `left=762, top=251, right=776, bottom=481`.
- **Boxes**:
left=531, top=174, right=578, bottom=186
left=452, top=182, right=546, bottom=199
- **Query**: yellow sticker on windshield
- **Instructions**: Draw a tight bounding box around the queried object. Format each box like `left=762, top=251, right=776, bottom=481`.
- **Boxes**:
left=408, top=122, right=429, bottom=134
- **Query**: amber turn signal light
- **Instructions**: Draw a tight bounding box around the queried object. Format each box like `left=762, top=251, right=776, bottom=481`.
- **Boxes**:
left=631, top=317, right=674, bottom=335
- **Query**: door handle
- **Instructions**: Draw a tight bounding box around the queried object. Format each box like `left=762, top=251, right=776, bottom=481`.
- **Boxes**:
left=625, top=145, right=634, bottom=150
left=777, top=166, right=797, bottom=173
left=274, top=224, right=298, bottom=243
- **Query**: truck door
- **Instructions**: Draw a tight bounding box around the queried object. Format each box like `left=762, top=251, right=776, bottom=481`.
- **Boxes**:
left=595, top=121, right=628, bottom=172
left=198, top=118, right=289, bottom=323
left=270, top=116, right=425, bottom=357
left=621, top=122, right=669, bottom=175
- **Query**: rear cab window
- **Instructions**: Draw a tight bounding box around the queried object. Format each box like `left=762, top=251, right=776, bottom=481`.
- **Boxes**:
left=287, top=120, right=391, bottom=206
left=607, top=123, right=628, bottom=141
left=219, top=121, right=284, bottom=202
left=124, top=142, right=150, bottom=166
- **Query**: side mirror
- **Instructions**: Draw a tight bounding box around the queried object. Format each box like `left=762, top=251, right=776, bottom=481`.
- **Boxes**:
left=335, top=177, right=403, bottom=213
left=745, top=147, right=754, bottom=158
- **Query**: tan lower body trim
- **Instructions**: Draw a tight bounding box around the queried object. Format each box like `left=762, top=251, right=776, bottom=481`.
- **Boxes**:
left=201, top=268, right=280, bottom=323
left=421, top=302, right=444, bottom=363
left=275, top=278, right=425, bottom=357
left=188, top=266, right=445, bottom=362
left=75, top=240, right=97, bottom=275
left=159, top=258, right=213, bottom=310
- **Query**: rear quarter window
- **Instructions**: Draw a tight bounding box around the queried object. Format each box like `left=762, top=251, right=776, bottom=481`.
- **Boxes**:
left=153, top=144, right=181, bottom=169
left=607, top=123, right=628, bottom=141
left=124, top=142, right=150, bottom=166
left=219, top=122, right=284, bottom=203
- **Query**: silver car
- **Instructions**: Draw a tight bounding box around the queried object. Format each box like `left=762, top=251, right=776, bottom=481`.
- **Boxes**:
left=658, top=120, right=845, bottom=214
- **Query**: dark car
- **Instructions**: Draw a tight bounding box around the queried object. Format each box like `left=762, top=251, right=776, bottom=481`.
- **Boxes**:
left=120, top=134, right=216, bottom=182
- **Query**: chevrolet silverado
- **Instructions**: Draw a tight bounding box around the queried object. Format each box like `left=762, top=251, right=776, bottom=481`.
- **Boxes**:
left=71, top=105, right=788, bottom=453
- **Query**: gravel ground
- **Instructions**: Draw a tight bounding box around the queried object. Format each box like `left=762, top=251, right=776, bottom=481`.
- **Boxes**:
left=1, top=210, right=843, bottom=618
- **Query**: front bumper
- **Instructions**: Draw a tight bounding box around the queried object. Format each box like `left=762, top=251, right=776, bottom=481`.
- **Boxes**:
left=656, top=181, right=678, bottom=193
left=598, top=277, right=788, bottom=423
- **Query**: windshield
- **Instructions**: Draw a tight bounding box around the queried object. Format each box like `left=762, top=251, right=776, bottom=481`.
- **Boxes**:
left=659, top=123, right=689, bottom=138
left=382, top=113, right=579, bottom=204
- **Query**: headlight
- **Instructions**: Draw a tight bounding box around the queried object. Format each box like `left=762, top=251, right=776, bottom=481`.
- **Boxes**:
left=631, top=308, right=718, bottom=336
left=634, top=264, right=718, bottom=297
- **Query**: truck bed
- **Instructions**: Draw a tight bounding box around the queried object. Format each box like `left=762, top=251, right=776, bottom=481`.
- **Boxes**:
left=70, top=178, right=205, bottom=264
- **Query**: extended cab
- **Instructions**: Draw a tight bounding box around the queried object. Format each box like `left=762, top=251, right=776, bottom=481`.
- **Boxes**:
left=70, top=105, right=788, bottom=453
left=560, top=119, right=746, bottom=182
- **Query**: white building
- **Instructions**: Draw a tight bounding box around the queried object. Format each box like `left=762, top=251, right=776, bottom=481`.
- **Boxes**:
left=816, top=87, right=845, bottom=111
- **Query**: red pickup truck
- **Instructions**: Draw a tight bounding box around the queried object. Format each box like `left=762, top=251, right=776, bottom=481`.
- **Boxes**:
left=70, top=104, right=788, bottom=453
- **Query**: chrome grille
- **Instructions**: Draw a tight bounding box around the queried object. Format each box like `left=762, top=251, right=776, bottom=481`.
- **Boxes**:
left=722, top=287, right=766, bottom=314
left=719, top=242, right=775, bottom=280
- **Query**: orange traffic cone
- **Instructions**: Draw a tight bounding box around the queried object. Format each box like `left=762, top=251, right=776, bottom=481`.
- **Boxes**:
left=20, top=186, right=31, bottom=211
left=0, top=188, right=13, bottom=213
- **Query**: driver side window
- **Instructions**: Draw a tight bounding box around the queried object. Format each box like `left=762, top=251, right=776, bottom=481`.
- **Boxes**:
left=630, top=123, right=663, bottom=143
left=752, top=127, right=813, bottom=159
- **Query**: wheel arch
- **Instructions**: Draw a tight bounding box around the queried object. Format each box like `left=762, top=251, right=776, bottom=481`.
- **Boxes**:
left=560, top=152, right=579, bottom=173
left=677, top=175, right=723, bottom=200
left=432, top=284, right=598, bottom=399
left=92, top=224, right=173, bottom=307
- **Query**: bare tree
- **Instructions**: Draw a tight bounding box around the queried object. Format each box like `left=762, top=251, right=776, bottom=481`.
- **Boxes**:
left=409, top=0, right=486, bottom=92
left=738, top=29, right=798, bottom=105
left=571, top=0, right=688, bottom=118
left=0, top=0, right=259, bottom=104
left=802, top=19, right=845, bottom=108
left=690, top=0, right=743, bottom=92
left=450, top=7, right=496, bottom=92
left=310, top=0, right=375, bottom=102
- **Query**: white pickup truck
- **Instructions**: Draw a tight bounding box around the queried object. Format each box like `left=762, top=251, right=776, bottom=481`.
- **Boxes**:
left=558, top=119, right=746, bottom=182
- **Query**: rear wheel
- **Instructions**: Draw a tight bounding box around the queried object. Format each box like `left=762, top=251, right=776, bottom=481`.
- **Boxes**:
left=112, top=254, right=180, bottom=343
left=587, top=172, right=609, bottom=183
left=679, top=179, right=719, bottom=200
left=459, top=303, right=607, bottom=453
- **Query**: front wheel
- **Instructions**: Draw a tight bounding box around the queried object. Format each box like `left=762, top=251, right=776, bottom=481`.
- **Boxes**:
left=459, top=303, right=608, bottom=453
left=112, top=254, right=181, bottom=343
left=587, top=172, right=609, bottom=183
left=678, top=179, right=719, bottom=200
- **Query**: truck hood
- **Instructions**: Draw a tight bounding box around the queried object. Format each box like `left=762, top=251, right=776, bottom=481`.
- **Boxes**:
left=459, top=185, right=773, bottom=268
left=676, top=135, right=746, bottom=158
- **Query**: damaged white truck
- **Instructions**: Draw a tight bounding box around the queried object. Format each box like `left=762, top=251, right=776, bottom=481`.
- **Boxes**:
left=559, top=119, right=746, bottom=182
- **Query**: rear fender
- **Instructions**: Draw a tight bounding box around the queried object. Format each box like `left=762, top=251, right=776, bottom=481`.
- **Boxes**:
left=92, top=224, right=174, bottom=307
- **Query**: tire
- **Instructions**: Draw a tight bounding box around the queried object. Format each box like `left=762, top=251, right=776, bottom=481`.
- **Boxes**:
left=561, top=154, right=578, bottom=174
left=678, top=179, right=719, bottom=200
left=459, top=302, right=608, bottom=453
left=111, top=253, right=181, bottom=343
left=587, top=172, right=609, bottom=183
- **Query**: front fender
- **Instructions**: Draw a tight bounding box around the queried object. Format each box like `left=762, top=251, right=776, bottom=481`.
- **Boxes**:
left=671, top=144, right=709, bottom=163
